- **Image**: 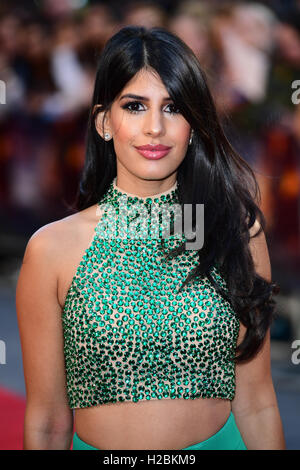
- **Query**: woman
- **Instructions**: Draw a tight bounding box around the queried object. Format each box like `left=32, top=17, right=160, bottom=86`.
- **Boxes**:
left=16, top=25, right=285, bottom=450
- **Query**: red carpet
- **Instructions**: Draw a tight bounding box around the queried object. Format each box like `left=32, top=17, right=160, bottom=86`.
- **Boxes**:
left=0, top=386, right=26, bottom=450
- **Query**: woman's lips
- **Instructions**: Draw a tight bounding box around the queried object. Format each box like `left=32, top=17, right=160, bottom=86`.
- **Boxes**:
left=135, top=147, right=171, bottom=160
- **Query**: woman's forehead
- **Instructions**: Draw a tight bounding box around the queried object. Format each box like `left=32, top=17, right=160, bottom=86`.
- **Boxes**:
left=117, top=69, right=168, bottom=98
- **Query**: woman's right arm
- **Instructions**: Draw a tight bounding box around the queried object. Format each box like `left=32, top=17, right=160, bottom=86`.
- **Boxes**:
left=16, top=224, right=74, bottom=449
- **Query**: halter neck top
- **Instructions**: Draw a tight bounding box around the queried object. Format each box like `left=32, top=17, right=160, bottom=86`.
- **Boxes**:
left=62, top=177, right=240, bottom=409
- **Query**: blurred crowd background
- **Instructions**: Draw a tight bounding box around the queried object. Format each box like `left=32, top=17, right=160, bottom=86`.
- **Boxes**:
left=0, top=0, right=300, bottom=450
left=1, top=0, right=300, bottom=347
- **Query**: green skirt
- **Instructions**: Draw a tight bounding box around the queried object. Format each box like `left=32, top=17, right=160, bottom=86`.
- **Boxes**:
left=72, top=411, right=247, bottom=450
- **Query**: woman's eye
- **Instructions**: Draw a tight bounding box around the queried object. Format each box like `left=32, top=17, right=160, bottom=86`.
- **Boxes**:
left=122, top=101, right=144, bottom=114
left=167, top=104, right=180, bottom=114
left=121, top=101, right=180, bottom=115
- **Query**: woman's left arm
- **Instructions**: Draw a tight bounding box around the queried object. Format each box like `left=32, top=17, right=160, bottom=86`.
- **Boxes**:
left=231, top=219, right=286, bottom=450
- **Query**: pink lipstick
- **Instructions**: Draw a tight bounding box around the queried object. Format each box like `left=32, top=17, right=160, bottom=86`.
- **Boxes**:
left=135, top=144, right=172, bottom=160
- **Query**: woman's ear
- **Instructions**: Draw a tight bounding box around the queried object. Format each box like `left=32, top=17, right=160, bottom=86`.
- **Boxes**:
left=93, top=105, right=112, bottom=140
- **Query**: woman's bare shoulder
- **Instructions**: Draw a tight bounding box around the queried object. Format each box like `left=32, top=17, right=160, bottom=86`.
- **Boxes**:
left=24, top=204, right=99, bottom=261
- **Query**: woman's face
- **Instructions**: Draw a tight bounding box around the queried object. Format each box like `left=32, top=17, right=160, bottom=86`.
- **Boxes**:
left=95, top=68, right=192, bottom=183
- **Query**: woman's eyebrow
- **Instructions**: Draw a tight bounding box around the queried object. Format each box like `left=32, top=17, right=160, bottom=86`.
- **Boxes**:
left=119, top=93, right=172, bottom=101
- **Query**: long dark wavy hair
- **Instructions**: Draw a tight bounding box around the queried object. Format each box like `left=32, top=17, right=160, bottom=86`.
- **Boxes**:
left=70, top=25, right=280, bottom=365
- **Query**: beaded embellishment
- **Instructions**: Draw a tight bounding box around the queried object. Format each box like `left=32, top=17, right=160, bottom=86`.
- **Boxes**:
left=62, top=177, right=240, bottom=408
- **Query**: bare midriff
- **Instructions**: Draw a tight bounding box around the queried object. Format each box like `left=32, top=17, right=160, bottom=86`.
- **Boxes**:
left=74, top=397, right=231, bottom=450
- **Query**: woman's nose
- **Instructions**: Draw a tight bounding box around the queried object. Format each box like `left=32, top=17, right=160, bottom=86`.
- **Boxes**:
left=143, top=109, right=165, bottom=135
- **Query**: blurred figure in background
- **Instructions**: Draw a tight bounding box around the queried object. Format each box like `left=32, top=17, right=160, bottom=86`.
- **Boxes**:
left=255, top=12, right=300, bottom=277
left=168, top=1, right=213, bottom=68
left=121, top=0, right=167, bottom=28
left=208, top=2, right=278, bottom=165
left=76, top=4, right=119, bottom=69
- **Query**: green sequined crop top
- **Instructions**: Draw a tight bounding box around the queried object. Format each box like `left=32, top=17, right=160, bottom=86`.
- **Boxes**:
left=62, top=177, right=240, bottom=409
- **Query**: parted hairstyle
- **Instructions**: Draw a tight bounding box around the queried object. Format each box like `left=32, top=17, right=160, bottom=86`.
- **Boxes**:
left=70, top=25, right=280, bottom=364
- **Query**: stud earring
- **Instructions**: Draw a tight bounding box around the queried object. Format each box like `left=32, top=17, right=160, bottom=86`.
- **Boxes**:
left=104, top=132, right=111, bottom=141
left=189, top=131, right=193, bottom=145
